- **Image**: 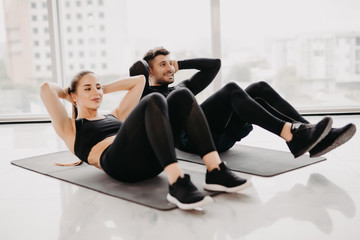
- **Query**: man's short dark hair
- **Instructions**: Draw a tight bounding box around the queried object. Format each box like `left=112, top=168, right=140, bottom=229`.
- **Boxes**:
left=143, top=47, right=170, bottom=66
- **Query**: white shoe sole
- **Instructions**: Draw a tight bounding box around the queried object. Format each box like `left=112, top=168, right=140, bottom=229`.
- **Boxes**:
left=310, top=124, right=356, bottom=158
left=204, top=180, right=252, bottom=193
left=167, top=194, right=213, bottom=210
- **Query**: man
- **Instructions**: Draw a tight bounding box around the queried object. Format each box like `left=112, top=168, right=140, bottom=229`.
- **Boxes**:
left=129, top=47, right=356, bottom=159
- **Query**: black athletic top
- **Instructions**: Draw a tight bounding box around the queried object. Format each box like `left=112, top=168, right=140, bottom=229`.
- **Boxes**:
left=74, top=114, right=122, bottom=163
left=129, top=58, right=221, bottom=98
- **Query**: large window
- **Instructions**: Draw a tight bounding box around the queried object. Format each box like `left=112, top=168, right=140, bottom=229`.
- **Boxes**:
left=0, top=0, right=359, bottom=121
left=58, top=0, right=211, bottom=110
left=0, top=0, right=54, bottom=118
left=220, top=0, right=360, bottom=112
left=0, top=0, right=211, bottom=119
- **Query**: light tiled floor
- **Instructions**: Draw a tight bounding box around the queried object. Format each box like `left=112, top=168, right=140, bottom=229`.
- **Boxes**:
left=0, top=115, right=359, bottom=240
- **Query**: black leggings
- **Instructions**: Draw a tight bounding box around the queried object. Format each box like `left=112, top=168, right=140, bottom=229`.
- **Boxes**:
left=100, top=89, right=215, bottom=183
left=245, top=81, right=309, bottom=124
left=200, top=81, right=308, bottom=147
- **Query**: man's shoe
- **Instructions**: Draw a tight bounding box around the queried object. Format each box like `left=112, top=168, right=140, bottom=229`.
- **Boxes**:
left=167, top=174, right=212, bottom=210
left=309, top=123, right=356, bottom=158
left=287, top=116, right=333, bottom=158
left=204, top=162, right=251, bottom=192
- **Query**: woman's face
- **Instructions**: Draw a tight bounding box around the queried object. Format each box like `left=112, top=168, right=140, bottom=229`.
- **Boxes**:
left=72, top=73, right=103, bottom=111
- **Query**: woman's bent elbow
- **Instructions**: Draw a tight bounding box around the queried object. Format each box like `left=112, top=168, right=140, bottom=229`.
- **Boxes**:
left=40, top=82, right=50, bottom=95
left=40, top=81, right=50, bottom=90
left=138, top=74, right=146, bottom=82
left=136, top=75, right=146, bottom=86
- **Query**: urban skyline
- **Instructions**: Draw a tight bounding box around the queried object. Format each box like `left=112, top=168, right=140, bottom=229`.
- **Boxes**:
left=0, top=0, right=359, bottom=115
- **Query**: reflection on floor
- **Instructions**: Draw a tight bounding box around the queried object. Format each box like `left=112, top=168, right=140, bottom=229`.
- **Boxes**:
left=1, top=115, right=359, bottom=240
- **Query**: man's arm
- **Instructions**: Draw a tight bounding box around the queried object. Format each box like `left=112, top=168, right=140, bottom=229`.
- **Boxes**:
left=177, top=58, right=221, bottom=95
left=129, top=60, right=150, bottom=98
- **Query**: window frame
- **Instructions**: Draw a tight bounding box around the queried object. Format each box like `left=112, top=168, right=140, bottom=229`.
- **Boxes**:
left=0, top=0, right=359, bottom=123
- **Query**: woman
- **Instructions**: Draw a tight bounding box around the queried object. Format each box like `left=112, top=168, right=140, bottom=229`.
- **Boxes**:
left=40, top=71, right=251, bottom=210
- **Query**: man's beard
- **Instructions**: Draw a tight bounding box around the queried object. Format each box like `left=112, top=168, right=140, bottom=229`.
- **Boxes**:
left=156, top=74, right=174, bottom=85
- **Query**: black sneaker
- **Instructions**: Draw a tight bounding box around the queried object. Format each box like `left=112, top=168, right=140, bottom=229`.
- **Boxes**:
left=287, top=116, right=333, bottom=158
left=204, top=162, right=251, bottom=192
left=167, top=174, right=213, bottom=210
left=309, top=123, right=356, bottom=158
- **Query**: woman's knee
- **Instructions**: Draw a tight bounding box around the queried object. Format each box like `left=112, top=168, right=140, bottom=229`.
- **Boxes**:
left=168, top=88, right=194, bottom=101
left=167, top=88, right=195, bottom=108
left=146, top=92, right=166, bottom=103
left=144, top=92, right=167, bottom=112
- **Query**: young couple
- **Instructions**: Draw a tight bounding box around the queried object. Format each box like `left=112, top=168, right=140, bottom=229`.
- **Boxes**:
left=40, top=47, right=356, bottom=210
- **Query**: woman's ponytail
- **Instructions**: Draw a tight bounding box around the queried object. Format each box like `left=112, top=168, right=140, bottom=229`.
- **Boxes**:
left=71, top=103, right=78, bottom=119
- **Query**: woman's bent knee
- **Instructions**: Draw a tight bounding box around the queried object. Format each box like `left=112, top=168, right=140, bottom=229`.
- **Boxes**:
left=167, top=88, right=195, bottom=108
left=168, top=88, right=194, bottom=101
left=143, top=93, right=168, bottom=114
left=146, top=92, right=166, bottom=105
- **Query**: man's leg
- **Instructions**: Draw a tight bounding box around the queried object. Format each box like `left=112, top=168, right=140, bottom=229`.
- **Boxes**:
left=201, top=82, right=286, bottom=137
left=201, top=82, right=333, bottom=158
left=245, top=81, right=356, bottom=157
left=245, top=81, right=309, bottom=123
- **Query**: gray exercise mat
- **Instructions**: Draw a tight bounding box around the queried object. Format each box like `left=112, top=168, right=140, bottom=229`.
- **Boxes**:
left=176, top=144, right=326, bottom=177
left=11, top=151, right=218, bottom=211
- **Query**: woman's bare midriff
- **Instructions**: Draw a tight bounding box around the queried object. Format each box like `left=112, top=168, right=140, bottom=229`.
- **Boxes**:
left=87, top=135, right=116, bottom=169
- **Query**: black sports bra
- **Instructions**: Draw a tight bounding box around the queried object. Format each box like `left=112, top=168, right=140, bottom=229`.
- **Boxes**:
left=74, top=114, right=122, bottom=163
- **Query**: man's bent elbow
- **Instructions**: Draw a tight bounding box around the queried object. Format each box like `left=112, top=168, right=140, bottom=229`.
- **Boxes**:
left=214, top=58, right=221, bottom=69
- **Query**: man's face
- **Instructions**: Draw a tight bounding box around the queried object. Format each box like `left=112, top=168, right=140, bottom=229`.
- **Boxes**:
left=149, top=54, right=175, bottom=86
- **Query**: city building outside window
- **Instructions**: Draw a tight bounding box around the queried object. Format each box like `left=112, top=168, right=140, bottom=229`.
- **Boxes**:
left=220, top=0, right=360, bottom=112
left=0, top=0, right=358, bottom=120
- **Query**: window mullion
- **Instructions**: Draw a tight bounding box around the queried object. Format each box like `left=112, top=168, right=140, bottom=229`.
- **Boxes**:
left=47, top=0, right=65, bottom=88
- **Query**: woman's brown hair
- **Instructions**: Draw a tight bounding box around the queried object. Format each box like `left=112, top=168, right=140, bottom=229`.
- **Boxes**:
left=67, top=70, right=95, bottom=119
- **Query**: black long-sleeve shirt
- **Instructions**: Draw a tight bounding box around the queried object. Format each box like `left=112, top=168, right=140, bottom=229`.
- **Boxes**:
left=129, top=58, right=221, bottom=98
